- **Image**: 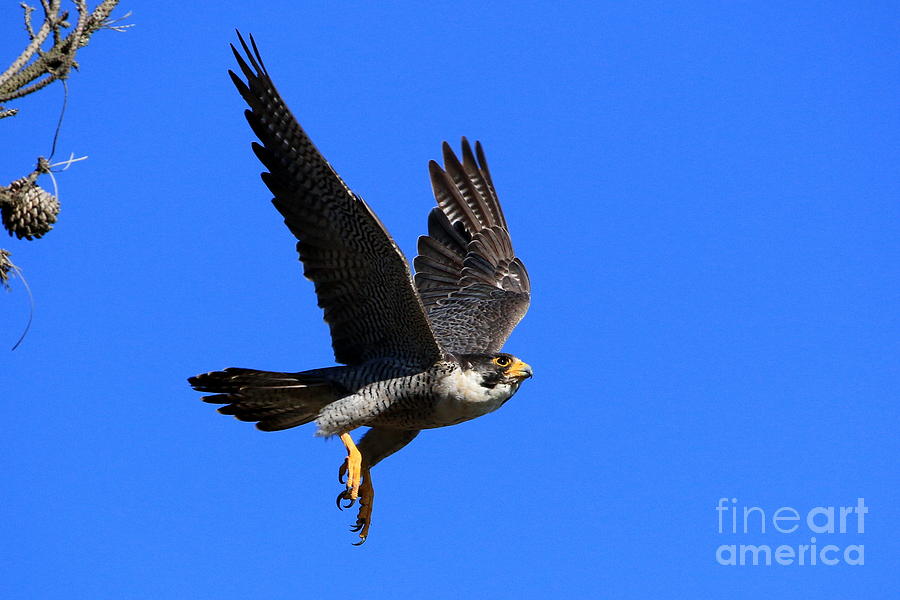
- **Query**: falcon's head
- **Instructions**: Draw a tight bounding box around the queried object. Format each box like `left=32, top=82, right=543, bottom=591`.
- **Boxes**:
left=460, top=353, right=533, bottom=389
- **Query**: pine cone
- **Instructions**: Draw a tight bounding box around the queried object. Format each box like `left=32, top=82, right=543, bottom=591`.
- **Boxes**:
left=1, top=178, right=60, bottom=240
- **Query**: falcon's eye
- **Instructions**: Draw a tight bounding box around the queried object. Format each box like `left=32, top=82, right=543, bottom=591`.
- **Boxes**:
left=492, top=356, right=512, bottom=368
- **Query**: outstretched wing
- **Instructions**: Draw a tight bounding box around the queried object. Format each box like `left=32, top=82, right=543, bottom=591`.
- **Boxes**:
left=413, top=139, right=530, bottom=355
left=230, top=33, right=443, bottom=367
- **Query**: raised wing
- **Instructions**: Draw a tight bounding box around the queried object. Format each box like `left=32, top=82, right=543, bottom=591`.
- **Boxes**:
left=413, top=139, right=530, bottom=355
left=230, top=33, right=443, bottom=367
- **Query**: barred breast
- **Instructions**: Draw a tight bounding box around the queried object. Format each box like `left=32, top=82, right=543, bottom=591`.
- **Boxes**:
left=313, top=361, right=519, bottom=435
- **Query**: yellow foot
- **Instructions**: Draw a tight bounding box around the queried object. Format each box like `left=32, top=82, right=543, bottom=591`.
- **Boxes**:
left=339, top=432, right=361, bottom=500
left=336, top=467, right=374, bottom=545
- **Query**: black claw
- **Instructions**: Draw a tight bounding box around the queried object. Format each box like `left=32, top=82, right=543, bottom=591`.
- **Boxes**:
left=340, top=469, right=372, bottom=545
left=335, top=491, right=356, bottom=510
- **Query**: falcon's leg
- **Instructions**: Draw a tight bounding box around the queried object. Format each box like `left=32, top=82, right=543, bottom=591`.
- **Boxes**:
left=336, top=462, right=375, bottom=545
left=338, top=432, right=362, bottom=499
left=349, top=468, right=374, bottom=544
left=335, top=427, right=417, bottom=544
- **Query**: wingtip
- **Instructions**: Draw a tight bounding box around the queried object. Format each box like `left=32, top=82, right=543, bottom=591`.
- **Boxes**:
left=231, top=30, right=267, bottom=76
left=474, top=140, right=489, bottom=170
left=460, top=137, right=477, bottom=166
left=227, top=68, right=244, bottom=90
left=442, top=141, right=463, bottom=169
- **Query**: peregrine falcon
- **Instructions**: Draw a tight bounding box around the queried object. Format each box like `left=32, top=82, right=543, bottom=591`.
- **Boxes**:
left=189, top=33, right=531, bottom=544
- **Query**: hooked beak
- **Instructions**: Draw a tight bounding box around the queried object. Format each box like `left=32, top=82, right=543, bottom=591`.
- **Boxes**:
left=506, top=359, right=533, bottom=381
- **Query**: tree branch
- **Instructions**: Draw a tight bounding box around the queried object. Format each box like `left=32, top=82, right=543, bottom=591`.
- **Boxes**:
left=0, top=1, right=126, bottom=114
left=2, top=1, right=128, bottom=301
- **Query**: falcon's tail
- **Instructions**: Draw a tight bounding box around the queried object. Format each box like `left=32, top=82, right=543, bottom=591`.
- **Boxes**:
left=189, top=368, right=341, bottom=431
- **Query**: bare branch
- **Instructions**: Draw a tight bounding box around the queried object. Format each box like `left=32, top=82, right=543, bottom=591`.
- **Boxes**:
left=0, top=249, right=13, bottom=289
left=0, top=1, right=125, bottom=105
left=88, top=0, right=121, bottom=30
left=0, top=5, right=53, bottom=86
left=2, top=73, right=58, bottom=101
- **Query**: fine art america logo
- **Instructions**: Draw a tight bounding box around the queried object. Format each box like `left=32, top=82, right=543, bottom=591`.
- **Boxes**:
left=715, top=498, right=867, bottom=566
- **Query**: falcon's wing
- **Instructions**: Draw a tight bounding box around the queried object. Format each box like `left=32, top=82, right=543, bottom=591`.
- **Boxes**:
left=230, top=34, right=443, bottom=367
left=413, top=139, right=530, bottom=355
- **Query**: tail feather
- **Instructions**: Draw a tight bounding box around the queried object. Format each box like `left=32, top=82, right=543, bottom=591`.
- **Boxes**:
left=189, top=367, right=340, bottom=431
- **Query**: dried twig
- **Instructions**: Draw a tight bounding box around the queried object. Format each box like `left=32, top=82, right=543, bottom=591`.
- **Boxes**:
left=0, top=249, right=14, bottom=289
left=0, top=1, right=126, bottom=114
left=0, top=251, right=36, bottom=350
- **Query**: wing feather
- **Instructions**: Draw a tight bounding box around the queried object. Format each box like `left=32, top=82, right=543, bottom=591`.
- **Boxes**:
left=230, top=33, right=443, bottom=367
left=413, top=139, right=530, bottom=354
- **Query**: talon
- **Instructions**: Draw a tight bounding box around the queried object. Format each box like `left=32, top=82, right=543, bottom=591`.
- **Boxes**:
left=335, top=490, right=356, bottom=510
left=348, top=467, right=374, bottom=545
left=349, top=515, right=367, bottom=532
left=336, top=433, right=373, bottom=545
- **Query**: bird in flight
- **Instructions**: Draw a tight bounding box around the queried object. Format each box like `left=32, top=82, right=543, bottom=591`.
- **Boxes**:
left=189, top=33, right=532, bottom=544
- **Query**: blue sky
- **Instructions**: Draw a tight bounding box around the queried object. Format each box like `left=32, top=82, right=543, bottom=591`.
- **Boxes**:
left=2, top=2, right=898, bottom=598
